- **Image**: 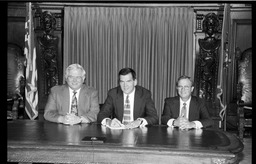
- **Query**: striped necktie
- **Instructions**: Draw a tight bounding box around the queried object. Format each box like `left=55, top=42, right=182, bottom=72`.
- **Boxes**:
left=71, top=90, right=78, bottom=115
left=180, top=103, right=187, bottom=118
left=123, top=95, right=131, bottom=125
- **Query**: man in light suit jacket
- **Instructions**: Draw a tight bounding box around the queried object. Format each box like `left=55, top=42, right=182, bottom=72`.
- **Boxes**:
left=44, top=64, right=100, bottom=125
left=161, top=75, right=213, bottom=129
left=97, top=68, right=158, bottom=129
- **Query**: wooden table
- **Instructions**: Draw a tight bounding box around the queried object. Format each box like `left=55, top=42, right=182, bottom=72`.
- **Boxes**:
left=7, top=120, right=243, bottom=164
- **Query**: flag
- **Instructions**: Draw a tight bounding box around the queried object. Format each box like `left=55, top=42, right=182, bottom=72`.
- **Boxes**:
left=24, top=2, right=38, bottom=120
left=217, top=4, right=231, bottom=129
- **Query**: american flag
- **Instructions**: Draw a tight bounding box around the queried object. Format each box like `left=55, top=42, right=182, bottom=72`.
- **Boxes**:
left=24, top=2, right=38, bottom=120
left=217, top=4, right=231, bottom=129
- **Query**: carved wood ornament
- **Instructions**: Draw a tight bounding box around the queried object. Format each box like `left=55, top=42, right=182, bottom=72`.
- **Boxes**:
left=195, top=13, right=221, bottom=116
left=37, top=11, right=59, bottom=95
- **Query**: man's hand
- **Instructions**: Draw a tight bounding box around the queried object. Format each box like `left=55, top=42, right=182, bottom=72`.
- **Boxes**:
left=173, top=116, right=184, bottom=127
left=179, top=117, right=195, bottom=130
left=107, top=118, right=123, bottom=127
left=125, top=119, right=142, bottom=129
left=173, top=117, right=195, bottom=130
left=61, top=113, right=82, bottom=125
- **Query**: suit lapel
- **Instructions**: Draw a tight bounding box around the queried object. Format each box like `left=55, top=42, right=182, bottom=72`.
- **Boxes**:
left=116, top=87, right=124, bottom=120
left=188, top=96, right=196, bottom=120
left=173, top=97, right=180, bottom=117
left=133, top=87, right=141, bottom=119
left=63, top=85, right=70, bottom=113
left=78, top=85, right=87, bottom=114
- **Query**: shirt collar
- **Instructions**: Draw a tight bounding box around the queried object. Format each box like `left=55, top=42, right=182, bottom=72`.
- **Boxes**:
left=69, top=87, right=81, bottom=94
left=124, top=87, right=136, bottom=97
left=179, top=96, right=191, bottom=105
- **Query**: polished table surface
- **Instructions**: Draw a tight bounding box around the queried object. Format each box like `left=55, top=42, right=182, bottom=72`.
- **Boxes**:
left=7, top=120, right=243, bottom=164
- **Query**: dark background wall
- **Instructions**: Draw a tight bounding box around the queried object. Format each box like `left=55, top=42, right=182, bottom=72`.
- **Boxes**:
left=7, top=3, right=252, bottom=130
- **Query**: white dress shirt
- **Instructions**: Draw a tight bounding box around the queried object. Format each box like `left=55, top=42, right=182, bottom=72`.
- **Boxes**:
left=167, top=97, right=203, bottom=129
left=122, top=89, right=135, bottom=123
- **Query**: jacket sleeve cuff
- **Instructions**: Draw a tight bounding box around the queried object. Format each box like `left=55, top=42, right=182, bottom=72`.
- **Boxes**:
left=167, top=118, right=175, bottom=127
left=101, top=118, right=111, bottom=126
left=193, top=121, right=203, bottom=129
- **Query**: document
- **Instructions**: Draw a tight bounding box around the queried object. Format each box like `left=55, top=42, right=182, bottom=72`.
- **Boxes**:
left=106, top=124, right=126, bottom=129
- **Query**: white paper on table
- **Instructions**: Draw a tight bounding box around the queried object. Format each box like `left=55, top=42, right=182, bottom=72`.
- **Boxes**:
left=106, top=124, right=126, bottom=129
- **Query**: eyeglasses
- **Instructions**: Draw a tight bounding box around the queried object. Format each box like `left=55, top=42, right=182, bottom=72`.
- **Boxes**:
left=177, top=86, right=191, bottom=90
left=67, top=76, right=83, bottom=81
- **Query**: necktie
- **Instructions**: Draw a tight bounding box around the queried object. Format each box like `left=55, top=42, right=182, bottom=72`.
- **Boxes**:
left=71, top=90, right=78, bottom=115
left=180, top=103, right=187, bottom=118
left=123, top=95, right=131, bottom=125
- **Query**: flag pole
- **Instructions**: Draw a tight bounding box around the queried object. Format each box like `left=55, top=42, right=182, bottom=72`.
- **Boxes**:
left=218, top=3, right=231, bottom=131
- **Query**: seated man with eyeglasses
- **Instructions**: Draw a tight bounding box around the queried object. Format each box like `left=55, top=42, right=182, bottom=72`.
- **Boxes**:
left=44, top=64, right=100, bottom=125
left=161, top=75, right=213, bottom=130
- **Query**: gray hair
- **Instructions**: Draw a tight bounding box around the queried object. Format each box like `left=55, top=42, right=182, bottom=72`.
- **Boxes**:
left=65, top=64, right=86, bottom=79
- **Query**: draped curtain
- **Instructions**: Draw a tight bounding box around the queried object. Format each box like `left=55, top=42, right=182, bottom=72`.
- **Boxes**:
left=64, top=6, right=195, bottom=123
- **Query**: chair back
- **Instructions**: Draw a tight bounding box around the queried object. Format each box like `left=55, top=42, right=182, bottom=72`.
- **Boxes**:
left=7, top=43, right=25, bottom=99
left=237, top=47, right=252, bottom=104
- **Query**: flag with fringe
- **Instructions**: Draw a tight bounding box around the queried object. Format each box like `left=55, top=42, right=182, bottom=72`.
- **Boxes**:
left=217, top=4, right=231, bottom=128
left=24, top=2, right=38, bottom=120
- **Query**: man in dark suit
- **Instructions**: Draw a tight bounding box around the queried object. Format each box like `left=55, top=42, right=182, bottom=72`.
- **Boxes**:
left=161, top=75, right=213, bottom=129
left=44, top=64, right=100, bottom=125
left=97, top=68, right=158, bottom=129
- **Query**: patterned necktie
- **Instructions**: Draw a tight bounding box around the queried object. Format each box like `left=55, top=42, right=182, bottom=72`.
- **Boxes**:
left=123, top=95, right=131, bottom=125
left=71, top=90, right=78, bottom=115
left=180, top=103, right=187, bottom=118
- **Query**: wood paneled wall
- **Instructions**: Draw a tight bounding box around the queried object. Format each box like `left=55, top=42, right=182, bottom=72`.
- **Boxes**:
left=8, top=3, right=251, bottom=124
